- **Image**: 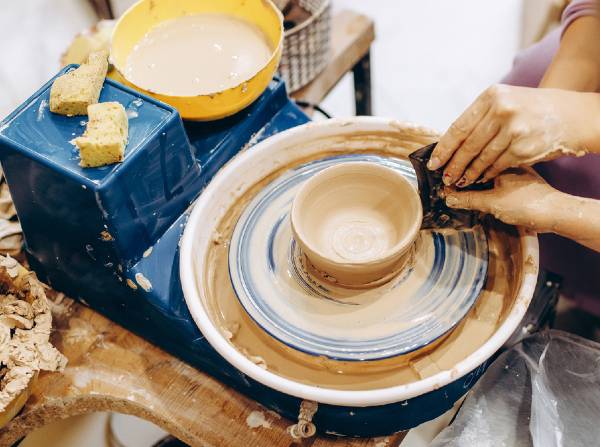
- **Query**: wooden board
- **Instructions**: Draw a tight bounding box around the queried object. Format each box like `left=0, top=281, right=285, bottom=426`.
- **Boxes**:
left=0, top=295, right=405, bottom=446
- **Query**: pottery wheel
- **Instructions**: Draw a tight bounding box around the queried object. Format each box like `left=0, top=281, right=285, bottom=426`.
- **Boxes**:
left=229, top=154, right=488, bottom=361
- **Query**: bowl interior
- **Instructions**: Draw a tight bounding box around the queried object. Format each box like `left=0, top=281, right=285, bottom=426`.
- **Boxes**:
left=293, top=162, right=421, bottom=265
left=112, top=0, right=282, bottom=87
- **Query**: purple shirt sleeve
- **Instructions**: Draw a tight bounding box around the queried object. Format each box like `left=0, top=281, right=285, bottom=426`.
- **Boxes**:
left=561, top=0, right=598, bottom=38
left=502, top=0, right=598, bottom=87
left=501, top=29, right=561, bottom=87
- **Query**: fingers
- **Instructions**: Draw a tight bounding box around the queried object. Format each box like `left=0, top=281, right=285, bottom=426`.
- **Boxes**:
left=428, top=91, right=492, bottom=171
left=458, top=128, right=512, bottom=187
left=481, top=151, right=516, bottom=182
left=442, top=109, right=500, bottom=186
left=444, top=189, right=491, bottom=213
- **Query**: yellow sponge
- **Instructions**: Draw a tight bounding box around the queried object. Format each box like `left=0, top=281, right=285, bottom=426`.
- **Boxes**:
left=74, top=102, right=128, bottom=168
left=60, top=21, right=114, bottom=66
left=50, top=50, right=108, bottom=116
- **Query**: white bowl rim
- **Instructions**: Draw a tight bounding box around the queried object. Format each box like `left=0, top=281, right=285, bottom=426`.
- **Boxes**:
left=179, top=117, right=539, bottom=407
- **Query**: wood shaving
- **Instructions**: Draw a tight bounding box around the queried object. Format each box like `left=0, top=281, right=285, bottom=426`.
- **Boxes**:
left=0, top=255, right=67, bottom=412
left=0, top=169, right=22, bottom=256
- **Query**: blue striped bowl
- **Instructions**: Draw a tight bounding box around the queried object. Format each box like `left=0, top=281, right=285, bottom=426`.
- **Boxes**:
left=228, top=154, right=489, bottom=361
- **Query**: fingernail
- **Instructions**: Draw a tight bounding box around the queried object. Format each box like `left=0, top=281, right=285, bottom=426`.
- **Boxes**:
left=443, top=172, right=453, bottom=185
left=456, top=176, right=468, bottom=188
left=445, top=195, right=459, bottom=207
left=427, top=157, right=441, bottom=170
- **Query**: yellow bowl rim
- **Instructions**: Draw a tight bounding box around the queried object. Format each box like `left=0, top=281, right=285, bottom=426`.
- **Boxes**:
left=109, top=0, right=284, bottom=100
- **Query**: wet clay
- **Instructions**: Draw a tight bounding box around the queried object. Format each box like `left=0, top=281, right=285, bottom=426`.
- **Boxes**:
left=124, top=13, right=272, bottom=96
left=291, top=162, right=422, bottom=286
left=203, top=148, right=522, bottom=390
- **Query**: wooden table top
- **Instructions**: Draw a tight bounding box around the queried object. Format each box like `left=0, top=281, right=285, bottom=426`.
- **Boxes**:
left=0, top=294, right=405, bottom=446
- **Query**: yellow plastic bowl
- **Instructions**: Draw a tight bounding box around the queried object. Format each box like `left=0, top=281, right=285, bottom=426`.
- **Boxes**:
left=110, top=0, right=283, bottom=121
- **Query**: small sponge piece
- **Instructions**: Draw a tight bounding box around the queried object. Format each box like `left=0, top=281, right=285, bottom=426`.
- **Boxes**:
left=50, top=50, right=108, bottom=116
left=74, top=102, right=128, bottom=168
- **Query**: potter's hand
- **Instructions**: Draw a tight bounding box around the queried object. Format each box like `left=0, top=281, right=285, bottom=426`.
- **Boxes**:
left=443, top=169, right=553, bottom=229
left=444, top=169, right=600, bottom=253
left=428, top=85, right=600, bottom=187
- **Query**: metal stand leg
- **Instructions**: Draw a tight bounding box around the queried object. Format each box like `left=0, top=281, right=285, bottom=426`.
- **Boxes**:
left=352, top=50, right=373, bottom=116
left=88, top=0, right=114, bottom=19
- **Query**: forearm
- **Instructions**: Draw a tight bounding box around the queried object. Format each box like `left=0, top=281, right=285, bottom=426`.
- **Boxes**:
left=540, top=16, right=600, bottom=91
left=540, top=57, right=600, bottom=91
left=537, top=191, right=600, bottom=252
left=444, top=171, right=600, bottom=253
left=563, top=90, right=600, bottom=155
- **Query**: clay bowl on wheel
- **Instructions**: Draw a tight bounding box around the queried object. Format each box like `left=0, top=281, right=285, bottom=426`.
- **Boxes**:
left=290, top=161, right=423, bottom=287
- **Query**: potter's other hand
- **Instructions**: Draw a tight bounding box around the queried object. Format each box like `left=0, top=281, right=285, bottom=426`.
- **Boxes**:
left=445, top=169, right=600, bottom=253
left=428, top=84, right=600, bottom=187
left=443, top=169, right=554, bottom=230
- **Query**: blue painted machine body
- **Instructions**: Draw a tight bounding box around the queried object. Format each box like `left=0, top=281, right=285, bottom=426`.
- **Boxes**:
left=0, top=66, right=510, bottom=437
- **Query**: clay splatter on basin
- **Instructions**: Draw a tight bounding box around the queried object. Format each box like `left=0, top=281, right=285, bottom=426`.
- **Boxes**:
left=180, top=119, right=537, bottom=410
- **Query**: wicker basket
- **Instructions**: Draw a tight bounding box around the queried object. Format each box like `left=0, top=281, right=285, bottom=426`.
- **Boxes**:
left=279, top=0, right=331, bottom=93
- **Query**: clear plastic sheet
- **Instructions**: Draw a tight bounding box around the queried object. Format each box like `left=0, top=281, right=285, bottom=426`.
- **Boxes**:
left=431, top=330, right=600, bottom=447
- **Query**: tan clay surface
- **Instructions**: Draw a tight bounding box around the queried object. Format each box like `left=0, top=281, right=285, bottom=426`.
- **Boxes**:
left=203, top=140, right=522, bottom=390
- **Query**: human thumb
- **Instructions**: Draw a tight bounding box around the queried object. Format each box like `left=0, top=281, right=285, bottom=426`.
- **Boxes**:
left=444, top=190, right=490, bottom=213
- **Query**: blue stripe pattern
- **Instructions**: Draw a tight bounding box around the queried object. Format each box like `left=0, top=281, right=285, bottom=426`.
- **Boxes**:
left=229, top=154, right=489, bottom=361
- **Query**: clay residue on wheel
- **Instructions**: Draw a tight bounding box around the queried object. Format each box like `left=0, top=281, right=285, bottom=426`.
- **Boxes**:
left=201, top=129, right=521, bottom=390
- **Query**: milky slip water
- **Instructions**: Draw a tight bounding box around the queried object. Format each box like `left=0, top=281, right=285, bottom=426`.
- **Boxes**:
left=125, top=14, right=272, bottom=96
